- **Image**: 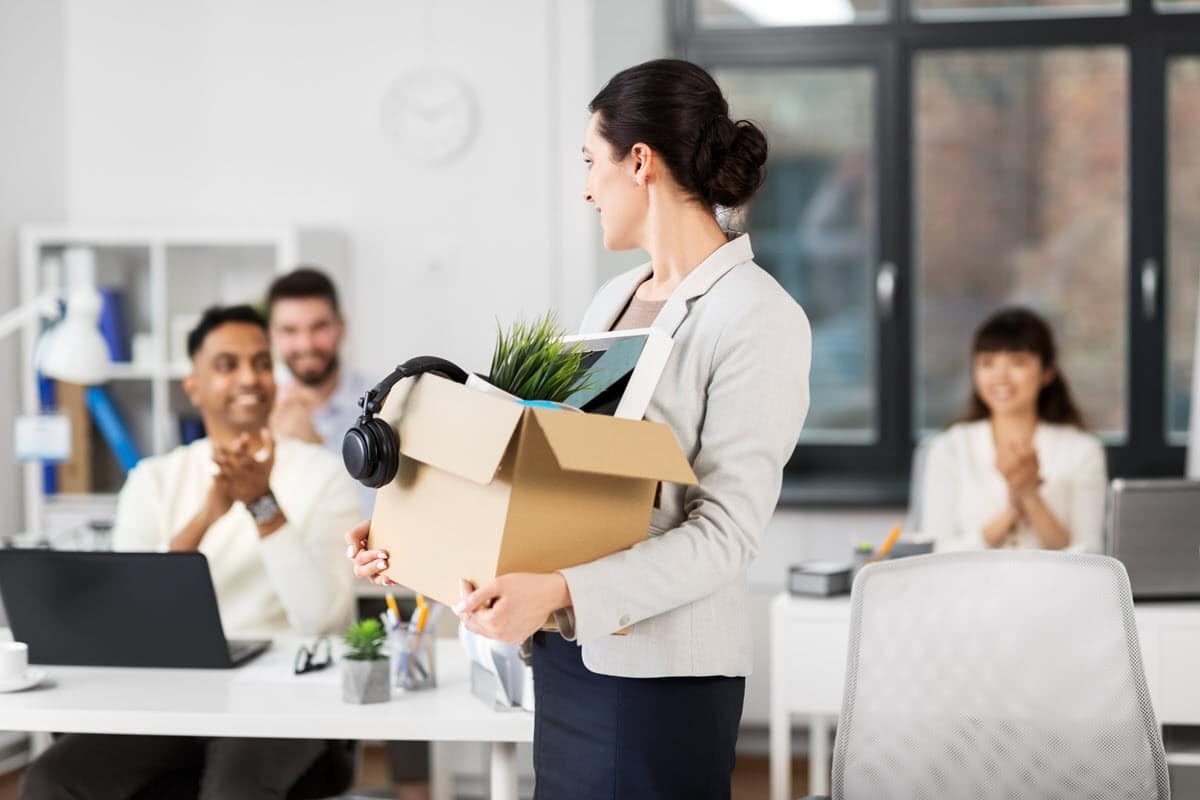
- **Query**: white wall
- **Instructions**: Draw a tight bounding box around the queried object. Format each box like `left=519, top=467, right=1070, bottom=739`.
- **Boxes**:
left=61, top=0, right=598, bottom=375
left=0, top=0, right=673, bottom=530
left=0, top=0, right=66, bottom=542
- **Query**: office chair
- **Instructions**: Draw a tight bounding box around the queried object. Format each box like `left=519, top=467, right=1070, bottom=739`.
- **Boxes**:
left=803, top=551, right=1170, bottom=800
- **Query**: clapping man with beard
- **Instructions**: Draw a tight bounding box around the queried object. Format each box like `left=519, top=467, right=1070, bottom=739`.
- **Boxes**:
left=266, top=267, right=372, bottom=458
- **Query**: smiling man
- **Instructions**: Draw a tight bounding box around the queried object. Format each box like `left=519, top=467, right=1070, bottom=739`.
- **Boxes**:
left=19, top=305, right=360, bottom=800
left=266, top=267, right=372, bottom=456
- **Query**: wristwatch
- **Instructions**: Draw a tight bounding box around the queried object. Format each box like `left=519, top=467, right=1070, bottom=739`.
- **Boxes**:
left=246, top=491, right=281, bottom=526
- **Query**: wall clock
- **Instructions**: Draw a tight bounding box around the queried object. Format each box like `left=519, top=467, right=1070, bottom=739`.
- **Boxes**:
left=380, top=70, right=479, bottom=166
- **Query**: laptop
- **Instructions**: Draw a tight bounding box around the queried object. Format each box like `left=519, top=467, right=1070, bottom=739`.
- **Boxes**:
left=0, top=550, right=270, bottom=668
left=559, top=328, right=674, bottom=419
left=1106, top=479, right=1200, bottom=600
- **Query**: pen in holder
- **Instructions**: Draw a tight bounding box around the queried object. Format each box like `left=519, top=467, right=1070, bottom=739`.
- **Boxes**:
left=389, top=624, right=436, bottom=691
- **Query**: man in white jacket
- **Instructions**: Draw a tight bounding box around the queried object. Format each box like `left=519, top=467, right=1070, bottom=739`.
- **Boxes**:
left=20, top=305, right=360, bottom=800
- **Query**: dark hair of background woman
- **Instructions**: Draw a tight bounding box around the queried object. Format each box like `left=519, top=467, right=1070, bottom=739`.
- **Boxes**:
left=961, top=306, right=1086, bottom=428
left=588, top=58, right=768, bottom=210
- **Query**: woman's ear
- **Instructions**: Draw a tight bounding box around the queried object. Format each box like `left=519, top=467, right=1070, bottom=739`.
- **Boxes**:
left=1041, top=365, right=1057, bottom=388
left=629, top=142, right=653, bottom=186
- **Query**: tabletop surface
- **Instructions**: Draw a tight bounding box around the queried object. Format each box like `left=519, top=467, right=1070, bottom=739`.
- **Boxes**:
left=0, top=633, right=534, bottom=743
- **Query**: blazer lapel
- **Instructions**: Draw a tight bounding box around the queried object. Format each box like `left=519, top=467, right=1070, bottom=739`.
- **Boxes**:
left=654, top=234, right=754, bottom=337
left=587, top=262, right=653, bottom=333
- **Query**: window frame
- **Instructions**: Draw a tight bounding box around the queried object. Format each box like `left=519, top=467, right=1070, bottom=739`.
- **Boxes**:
left=673, top=0, right=1200, bottom=505
left=1162, top=42, right=1200, bottom=446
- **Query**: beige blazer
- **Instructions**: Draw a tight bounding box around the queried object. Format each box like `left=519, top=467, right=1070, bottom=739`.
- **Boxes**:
left=558, top=234, right=811, bottom=678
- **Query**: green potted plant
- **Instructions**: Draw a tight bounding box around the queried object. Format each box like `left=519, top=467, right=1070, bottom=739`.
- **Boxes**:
left=341, top=618, right=390, bottom=704
left=484, top=312, right=592, bottom=403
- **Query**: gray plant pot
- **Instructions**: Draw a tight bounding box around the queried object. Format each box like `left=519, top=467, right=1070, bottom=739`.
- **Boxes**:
left=341, top=657, right=390, bottom=704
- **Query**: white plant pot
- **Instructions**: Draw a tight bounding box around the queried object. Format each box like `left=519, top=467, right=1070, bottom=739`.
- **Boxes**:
left=342, top=658, right=390, bottom=704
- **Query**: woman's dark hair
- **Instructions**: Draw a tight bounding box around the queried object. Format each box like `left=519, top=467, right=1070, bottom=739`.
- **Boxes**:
left=588, top=58, right=768, bottom=209
left=962, top=307, right=1086, bottom=428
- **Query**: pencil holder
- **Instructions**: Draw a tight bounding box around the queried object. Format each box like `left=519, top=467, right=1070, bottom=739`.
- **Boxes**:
left=389, top=627, right=437, bottom=691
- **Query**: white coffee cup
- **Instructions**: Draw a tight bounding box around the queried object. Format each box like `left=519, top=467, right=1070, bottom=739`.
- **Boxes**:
left=0, top=642, right=29, bottom=683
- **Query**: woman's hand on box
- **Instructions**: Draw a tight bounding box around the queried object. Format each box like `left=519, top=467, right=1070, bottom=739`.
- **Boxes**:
left=454, top=573, right=572, bottom=645
left=344, top=519, right=398, bottom=586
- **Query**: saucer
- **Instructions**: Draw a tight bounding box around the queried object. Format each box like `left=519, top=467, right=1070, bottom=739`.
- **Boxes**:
left=0, top=668, right=47, bottom=693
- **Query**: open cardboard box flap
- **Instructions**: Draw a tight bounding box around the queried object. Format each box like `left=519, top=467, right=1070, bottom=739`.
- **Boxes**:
left=528, top=407, right=698, bottom=485
left=386, top=373, right=700, bottom=488
left=390, top=373, right=525, bottom=485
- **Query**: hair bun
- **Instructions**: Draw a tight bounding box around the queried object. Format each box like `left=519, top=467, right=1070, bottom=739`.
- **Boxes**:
left=589, top=60, right=770, bottom=210
left=693, top=116, right=768, bottom=209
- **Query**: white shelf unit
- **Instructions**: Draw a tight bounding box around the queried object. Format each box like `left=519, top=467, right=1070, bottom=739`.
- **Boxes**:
left=17, top=226, right=345, bottom=540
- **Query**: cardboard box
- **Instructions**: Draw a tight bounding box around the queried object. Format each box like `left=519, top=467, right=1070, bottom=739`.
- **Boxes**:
left=368, top=374, right=698, bottom=608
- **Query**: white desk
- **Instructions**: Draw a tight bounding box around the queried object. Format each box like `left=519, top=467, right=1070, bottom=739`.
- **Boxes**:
left=0, top=635, right=534, bottom=800
left=769, top=592, right=1200, bottom=800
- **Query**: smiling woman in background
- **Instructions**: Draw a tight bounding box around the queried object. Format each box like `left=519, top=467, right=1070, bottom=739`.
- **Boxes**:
left=923, top=307, right=1107, bottom=553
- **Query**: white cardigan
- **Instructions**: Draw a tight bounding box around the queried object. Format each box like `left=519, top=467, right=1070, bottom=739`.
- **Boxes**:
left=113, top=437, right=360, bottom=636
left=921, top=420, right=1108, bottom=553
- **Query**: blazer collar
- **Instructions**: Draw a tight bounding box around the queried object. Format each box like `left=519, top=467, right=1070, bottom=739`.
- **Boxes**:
left=597, top=233, right=754, bottom=336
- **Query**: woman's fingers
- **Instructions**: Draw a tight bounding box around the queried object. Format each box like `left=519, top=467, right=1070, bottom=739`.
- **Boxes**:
left=344, top=519, right=371, bottom=557
left=354, top=560, right=387, bottom=580
left=353, top=548, right=388, bottom=565
left=352, top=548, right=389, bottom=580
left=454, top=578, right=500, bottom=616
left=461, top=611, right=486, bottom=637
left=345, top=519, right=391, bottom=582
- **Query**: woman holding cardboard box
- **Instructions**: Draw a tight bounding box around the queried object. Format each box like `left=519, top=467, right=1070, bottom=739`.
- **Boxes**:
left=346, top=59, right=811, bottom=799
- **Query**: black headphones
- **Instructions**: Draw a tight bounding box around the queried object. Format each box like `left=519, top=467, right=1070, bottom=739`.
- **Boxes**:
left=342, top=356, right=469, bottom=489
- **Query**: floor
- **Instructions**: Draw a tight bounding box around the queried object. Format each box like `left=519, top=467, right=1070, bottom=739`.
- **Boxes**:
left=0, top=746, right=809, bottom=799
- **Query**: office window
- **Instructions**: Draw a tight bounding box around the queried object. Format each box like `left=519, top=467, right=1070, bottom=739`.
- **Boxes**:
left=695, top=0, right=886, bottom=28
left=715, top=68, right=877, bottom=442
left=1167, top=57, right=1200, bottom=441
left=914, top=0, right=1126, bottom=18
left=675, top=0, right=1200, bottom=498
left=915, top=48, right=1129, bottom=437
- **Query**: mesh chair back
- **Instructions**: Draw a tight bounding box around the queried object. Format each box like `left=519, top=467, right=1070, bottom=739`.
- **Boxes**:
left=832, top=551, right=1170, bottom=800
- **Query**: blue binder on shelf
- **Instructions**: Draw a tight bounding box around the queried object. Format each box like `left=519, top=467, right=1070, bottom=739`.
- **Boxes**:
left=97, top=288, right=131, bottom=362
left=84, top=387, right=141, bottom=474
left=37, top=375, right=57, bottom=494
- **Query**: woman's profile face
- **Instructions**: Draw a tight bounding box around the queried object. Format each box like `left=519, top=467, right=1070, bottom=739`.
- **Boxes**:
left=581, top=112, right=646, bottom=251
left=973, top=349, right=1051, bottom=417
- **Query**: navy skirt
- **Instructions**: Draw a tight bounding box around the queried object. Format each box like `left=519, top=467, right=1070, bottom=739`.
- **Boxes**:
left=530, top=632, right=745, bottom=800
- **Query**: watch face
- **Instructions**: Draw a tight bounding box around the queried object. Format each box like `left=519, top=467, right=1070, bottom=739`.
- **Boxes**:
left=248, top=492, right=280, bottom=524
left=380, top=71, right=479, bottom=166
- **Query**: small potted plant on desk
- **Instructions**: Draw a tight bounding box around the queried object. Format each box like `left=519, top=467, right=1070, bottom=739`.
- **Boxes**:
left=341, top=618, right=390, bottom=704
